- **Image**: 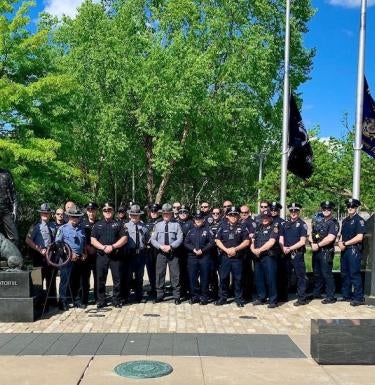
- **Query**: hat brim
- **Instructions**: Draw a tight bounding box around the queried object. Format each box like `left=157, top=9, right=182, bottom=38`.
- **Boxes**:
left=127, top=210, right=144, bottom=215
left=67, top=213, right=84, bottom=217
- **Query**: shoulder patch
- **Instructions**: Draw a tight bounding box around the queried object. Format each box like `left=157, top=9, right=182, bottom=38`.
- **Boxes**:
left=360, top=220, right=365, bottom=226
left=303, top=224, right=308, bottom=230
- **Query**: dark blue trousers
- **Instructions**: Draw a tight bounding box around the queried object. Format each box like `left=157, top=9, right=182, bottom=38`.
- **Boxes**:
left=341, top=247, right=363, bottom=302
left=312, top=249, right=335, bottom=299
left=290, top=252, right=307, bottom=301
left=219, top=255, right=243, bottom=302
left=254, top=254, right=278, bottom=304
left=187, top=255, right=211, bottom=301
left=59, top=261, right=73, bottom=304
left=125, top=250, right=146, bottom=301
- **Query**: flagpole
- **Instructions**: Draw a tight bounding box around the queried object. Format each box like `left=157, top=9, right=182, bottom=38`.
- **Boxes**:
left=280, top=0, right=291, bottom=219
left=353, top=0, right=367, bottom=200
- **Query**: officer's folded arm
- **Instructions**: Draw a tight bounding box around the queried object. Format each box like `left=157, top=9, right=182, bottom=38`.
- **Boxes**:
left=289, top=236, right=306, bottom=251
left=112, top=235, right=128, bottom=249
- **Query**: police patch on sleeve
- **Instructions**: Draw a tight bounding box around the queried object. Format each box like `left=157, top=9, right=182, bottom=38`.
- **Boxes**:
left=303, top=224, right=308, bottom=230
left=360, top=220, right=365, bottom=227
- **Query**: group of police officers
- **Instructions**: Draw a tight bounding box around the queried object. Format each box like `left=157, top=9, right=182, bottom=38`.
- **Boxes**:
left=0, top=167, right=367, bottom=310
left=20, top=195, right=367, bottom=311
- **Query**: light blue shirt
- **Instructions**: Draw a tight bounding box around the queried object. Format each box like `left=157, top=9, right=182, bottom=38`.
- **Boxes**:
left=56, top=223, right=85, bottom=254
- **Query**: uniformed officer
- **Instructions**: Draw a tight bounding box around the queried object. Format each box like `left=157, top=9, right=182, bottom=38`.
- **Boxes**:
left=338, top=198, right=366, bottom=306
left=0, top=168, right=19, bottom=245
left=240, top=205, right=256, bottom=302
left=254, top=200, right=269, bottom=226
left=177, top=205, right=193, bottom=299
left=200, top=202, right=211, bottom=221
left=215, top=206, right=250, bottom=307
left=145, top=203, right=161, bottom=298
left=55, top=205, right=86, bottom=311
left=80, top=202, right=99, bottom=304
left=208, top=207, right=222, bottom=299
left=172, top=202, right=181, bottom=219
left=310, top=201, right=340, bottom=304
left=184, top=210, right=215, bottom=305
left=26, top=203, right=57, bottom=307
left=116, top=205, right=127, bottom=224
left=91, top=202, right=128, bottom=308
left=150, top=203, right=183, bottom=304
left=54, top=207, right=65, bottom=228
left=251, top=209, right=279, bottom=308
left=123, top=204, right=149, bottom=303
left=269, top=202, right=287, bottom=302
left=279, top=203, right=308, bottom=306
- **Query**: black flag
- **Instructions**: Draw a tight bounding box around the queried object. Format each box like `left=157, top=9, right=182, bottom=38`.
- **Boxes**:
left=362, top=77, right=375, bottom=158
left=287, top=94, right=313, bottom=179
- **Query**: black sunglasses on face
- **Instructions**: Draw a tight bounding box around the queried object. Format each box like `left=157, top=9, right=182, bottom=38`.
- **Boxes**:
left=103, top=209, right=113, bottom=213
left=346, top=205, right=356, bottom=209
left=260, top=205, right=268, bottom=209
left=289, top=209, right=299, bottom=213
left=212, top=212, right=220, bottom=215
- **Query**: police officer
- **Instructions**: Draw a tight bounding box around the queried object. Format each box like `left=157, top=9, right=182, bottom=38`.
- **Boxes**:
left=91, top=203, right=128, bottom=308
left=150, top=203, right=183, bottom=304
left=279, top=203, right=308, bottom=306
left=55, top=205, right=86, bottom=311
left=310, top=201, right=339, bottom=304
left=54, top=207, right=65, bottom=228
left=254, top=200, right=269, bottom=226
left=184, top=210, right=215, bottom=305
left=145, top=203, right=161, bottom=298
left=200, top=202, right=211, bottom=222
left=338, top=198, right=366, bottom=306
left=116, top=205, right=127, bottom=224
left=26, top=203, right=57, bottom=307
left=215, top=206, right=250, bottom=307
left=177, top=205, right=193, bottom=299
left=123, top=204, right=149, bottom=303
left=80, top=202, right=99, bottom=304
left=208, top=207, right=222, bottom=299
left=0, top=168, right=19, bottom=245
left=251, top=209, right=279, bottom=308
left=269, top=202, right=287, bottom=302
left=240, top=205, right=256, bottom=301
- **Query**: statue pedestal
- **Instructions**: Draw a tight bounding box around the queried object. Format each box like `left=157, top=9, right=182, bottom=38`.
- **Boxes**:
left=364, top=215, right=375, bottom=305
left=0, top=270, right=37, bottom=322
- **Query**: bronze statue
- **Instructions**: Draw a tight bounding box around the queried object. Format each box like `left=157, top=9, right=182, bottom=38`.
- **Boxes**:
left=0, top=232, right=23, bottom=270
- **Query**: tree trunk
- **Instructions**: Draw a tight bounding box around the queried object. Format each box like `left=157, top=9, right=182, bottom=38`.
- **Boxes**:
left=154, top=123, right=189, bottom=204
left=145, top=135, right=154, bottom=204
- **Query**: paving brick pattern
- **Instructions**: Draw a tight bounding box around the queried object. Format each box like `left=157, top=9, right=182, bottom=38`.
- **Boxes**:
left=0, top=299, right=374, bottom=335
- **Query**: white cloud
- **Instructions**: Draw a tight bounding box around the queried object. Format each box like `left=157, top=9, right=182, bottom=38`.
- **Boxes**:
left=328, top=0, right=375, bottom=8
left=44, top=0, right=99, bottom=18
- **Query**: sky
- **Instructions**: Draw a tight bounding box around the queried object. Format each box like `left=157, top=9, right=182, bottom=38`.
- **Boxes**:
left=27, top=0, right=375, bottom=139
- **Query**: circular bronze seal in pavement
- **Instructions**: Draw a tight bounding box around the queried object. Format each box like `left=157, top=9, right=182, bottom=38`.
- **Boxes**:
left=114, top=360, right=173, bottom=379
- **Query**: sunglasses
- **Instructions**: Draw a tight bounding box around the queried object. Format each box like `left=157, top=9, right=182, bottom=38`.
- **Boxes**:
left=289, top=209, right=300, bottom=213
left=212, top=212, right=220, bottom=215
left=346, top=205, right=357, bottom=209
left=201, top=205, right=209, bottom=209
left=322, top=207, right=332, bottom=211
left=103, top=209, right=113, bottom=213
left=260, top=205, right=268, bottom=209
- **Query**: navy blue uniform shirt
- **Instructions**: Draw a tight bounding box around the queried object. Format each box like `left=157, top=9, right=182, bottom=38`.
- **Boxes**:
left=184, top=226, right=215, bottom=256
left=216, top=221, right=249, bottom=252
left=341, top=214, right=366, bottom=242
left=281, top=218, right=308, bottom=247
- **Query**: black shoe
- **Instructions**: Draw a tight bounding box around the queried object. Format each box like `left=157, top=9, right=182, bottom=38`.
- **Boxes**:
left=350, top=300, right=365, bottom=307
left=75, top=302, right=87, bottom=309
left=236, top=301, right=245, bottom=308
left=58, top=302, right=69, bottom=311
left=153, top=298, right=163, bottom=304
left=189, top=297, right=200, bottom=305
left=293, top=299, right=307, bottom=307
left=252, top=299, right=265, bottom=306
left=338, top=297, right=351, bottom=302
left=267, top=303, right=278, bottom=309
left=113, top=303, right=122, bottom=308
left=174, top=298, right=181, bottom=305
left=97, top=303, right=106, bottom=309
left=321, top=298, right=337, bottom=304
left=200, top=300, right=208, bottom=306
left=215, top=298, right=227, bottom=306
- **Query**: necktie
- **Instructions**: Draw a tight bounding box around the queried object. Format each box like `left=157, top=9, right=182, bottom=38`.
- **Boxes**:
left=164, top=222, right=169, bottom=245
left=135, top=224, right=140, bottom=250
